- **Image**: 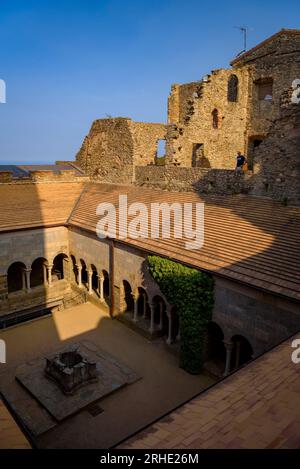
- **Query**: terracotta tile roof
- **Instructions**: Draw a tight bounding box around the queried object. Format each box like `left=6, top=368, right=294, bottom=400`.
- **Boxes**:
left=0, top=182, right=84, bottom=232
left=230, top=29, right=300, bottom=65
left=0, top=398, right=31, bottom=449
left=69, top=183, right=300, bottom=302
left=119, top=333, right=300, bottom=449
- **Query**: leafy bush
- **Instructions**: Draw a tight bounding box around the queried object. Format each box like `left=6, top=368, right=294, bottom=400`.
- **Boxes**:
left=148, top=255, right=214, bottom=374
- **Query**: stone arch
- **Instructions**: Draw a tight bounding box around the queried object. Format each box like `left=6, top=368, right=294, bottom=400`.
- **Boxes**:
left=227, top=74, right=239, bottom=102
left=151, top=295, right=167, bottom=331
left=70, top=254, right=78, bottom=284
left=52, top=253, right=69, bottom=281
left=80, top=259, right=88, bottom=289
left=137, top=287, right=150, bottom=318
left=102, top=269, right=110, bottom=304
left=203, top=321, right=226, bottom=375
left=122, top=280, right=134, bottom=312
left=90, top=264, right=98, bottom=294
left=7, top=261, right=27, bottom=293
left=230, top=334, right=253, bottom=370
left=30, top=257, right=48, bottom=288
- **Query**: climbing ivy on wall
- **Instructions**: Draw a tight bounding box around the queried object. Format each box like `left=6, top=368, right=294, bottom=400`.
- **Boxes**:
left=148, top=255, right=214, bottom=374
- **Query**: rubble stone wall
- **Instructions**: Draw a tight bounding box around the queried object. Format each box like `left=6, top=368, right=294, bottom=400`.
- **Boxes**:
left=250, top=104, right=300, bottom=203
left=166, top=69, right=250, bottom=169
left=76, top=117, right=166, bottom=183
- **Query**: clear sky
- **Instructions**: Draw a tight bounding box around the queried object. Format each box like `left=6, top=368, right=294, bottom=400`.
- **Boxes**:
left=0, top=0, right=298, bottom=164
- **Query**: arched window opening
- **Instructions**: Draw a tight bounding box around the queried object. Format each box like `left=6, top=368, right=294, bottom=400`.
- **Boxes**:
left=152, top=295, right=167, bottom=332
left=137, top=287, right=150, bottom=318
left=228, top=74, right=239, bottom=102
left=102, top=270, right=110, bottom=304
left=123, top=280, right=134, bottom=312
left=231, top=335, right=253, bottom=370
left=7, top=262, right=26, bottom=293
left=30, top=257, right=48, bottom=288
left=52, top=254, right=68, bottom=281
left=70, top=255, right=78, bottom=284
left=212, top=109, right=219, bottom=129
left=91, top=264, right=98, bottom=294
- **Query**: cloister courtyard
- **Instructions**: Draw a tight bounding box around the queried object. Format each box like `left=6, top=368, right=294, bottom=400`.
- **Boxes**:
left=0, top=302, right=214, bottom=449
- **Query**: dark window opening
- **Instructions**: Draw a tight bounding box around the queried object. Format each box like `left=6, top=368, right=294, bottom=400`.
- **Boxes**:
left=248, top=137, right=264, bottom=170
left=212, top=109, right=219, bottom=129
left=227, top=74, right=239, bottom=102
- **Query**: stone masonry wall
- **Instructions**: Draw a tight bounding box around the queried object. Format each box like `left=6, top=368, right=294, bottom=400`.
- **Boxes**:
left=166, top=68, right=250, bottom=169
left=250, top=104, right=300, bottom=203
left=135, top=165, right=252, bottom=195
left=234, top=31, right=300, bottom=143
left=76, top=117, right=166, bottom=183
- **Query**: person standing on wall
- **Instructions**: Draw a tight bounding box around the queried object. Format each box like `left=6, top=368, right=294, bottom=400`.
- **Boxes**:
left=235, top=151, right=247, bottom=172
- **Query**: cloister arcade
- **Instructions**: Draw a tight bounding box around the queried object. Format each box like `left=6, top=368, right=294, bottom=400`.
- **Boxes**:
left=4, top=253, right=254, bottom=376
left=204, top=321, right=253, bottom=377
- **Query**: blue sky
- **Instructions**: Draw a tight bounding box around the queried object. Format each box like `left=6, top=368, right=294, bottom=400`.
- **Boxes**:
left=0, top=0, right=298, bottom=164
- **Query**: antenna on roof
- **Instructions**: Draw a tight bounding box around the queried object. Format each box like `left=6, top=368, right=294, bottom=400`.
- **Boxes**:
left=234, top=26, right=248, bottom=56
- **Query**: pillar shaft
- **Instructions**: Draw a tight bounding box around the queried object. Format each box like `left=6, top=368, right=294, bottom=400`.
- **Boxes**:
left=159, top=302, right=163, bottom=330
left=149, top=303, right=155, bottom=334
left=143, top=293, right=147, bottom=318
left=21, top=270, right=26, bottom=291
left=99, top=275, right=104, bottom=301
left=24, top=269, right=31, bottom=292
left=77, top=265, right=82, bottom=288
left=133, top=294, right=138, bottom=322
left=223, top=341, right=233, bottom=377
left=166, top=312, right=172, bottom=345
left=87, top=270, right=93, bottom=295
left=47, top=265, right=53, bottom=287
left=43, top=264, right=47, bottom=285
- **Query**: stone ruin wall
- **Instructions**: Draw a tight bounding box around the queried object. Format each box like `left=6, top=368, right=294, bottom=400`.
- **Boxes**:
left=166, top=68, right=250, bottom=169
left=72, top=31, right=300, bottom=204
left=131, top=121, right=166, bottom=166
left=237, top=31, right=300, bottom=143
left=250, top=104, right=300, bottom=203
left=76, top=118, right=135, bottom=184
left=75, top=117, right=166, bottom=184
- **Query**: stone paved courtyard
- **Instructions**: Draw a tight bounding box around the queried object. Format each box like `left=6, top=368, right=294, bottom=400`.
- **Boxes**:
left=0, top=303, right=214, bottom=448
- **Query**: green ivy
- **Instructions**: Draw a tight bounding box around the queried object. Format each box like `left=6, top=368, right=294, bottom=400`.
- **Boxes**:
left=148, top=255, right=214, bottom=374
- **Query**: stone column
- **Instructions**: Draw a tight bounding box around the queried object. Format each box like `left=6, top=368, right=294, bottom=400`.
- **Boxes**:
left=143, top=293, right=147, bottom=318
left=77, top=265, right=82, bottom=288
left=43, top=264, right=48, bottom=285
left=98, top=275, right=104, bottom=301
left=47, top=264, right=53, bottom=287
left=149, top=302, right=155, bottom=334
left=159, top=302, right=164, bottom=330
left=24, top=269, right=31, bottom=292
left=223, top=340, right=233, bottom=377
left=133, top=292, right=138, bottom=323
left=87, top=270, right=93, bottom=295
left=166, top=312, right=173, bottom=345
left=21, top=269, right=27, bottom=291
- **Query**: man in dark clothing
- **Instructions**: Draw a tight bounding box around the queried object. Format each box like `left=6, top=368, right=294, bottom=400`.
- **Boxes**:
left=235, top=151, right=246, bottom=172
